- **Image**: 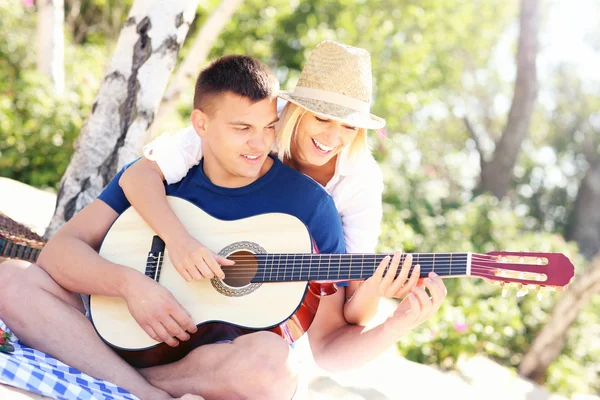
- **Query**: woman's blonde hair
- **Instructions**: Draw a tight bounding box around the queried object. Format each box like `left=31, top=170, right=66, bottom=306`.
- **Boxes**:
left=276, top=103, right=370, bottom=161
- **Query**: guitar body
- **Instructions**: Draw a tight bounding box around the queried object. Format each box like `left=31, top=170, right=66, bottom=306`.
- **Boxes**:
left=89, top=198, right=577, bottom=368
left=91, top=197, right=328, bottom=368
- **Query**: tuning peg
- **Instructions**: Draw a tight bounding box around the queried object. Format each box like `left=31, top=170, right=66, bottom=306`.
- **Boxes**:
left=517, top=285, right=529, bottom=298
left=537, top=287, right=544, bottom=301
left=501, top=283, right=509, bottom=298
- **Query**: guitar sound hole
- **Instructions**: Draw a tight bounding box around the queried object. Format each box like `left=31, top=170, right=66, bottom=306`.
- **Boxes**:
left=222, top=250, right=257, bottom=288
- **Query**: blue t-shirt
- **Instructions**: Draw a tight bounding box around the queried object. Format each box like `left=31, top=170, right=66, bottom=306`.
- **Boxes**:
left=98, top=156, right=346, bottom=264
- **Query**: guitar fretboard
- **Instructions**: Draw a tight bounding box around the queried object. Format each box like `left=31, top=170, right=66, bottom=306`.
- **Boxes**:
left=251, top=252, right=471, bottom=283
left=0, top=239, right=41, bottom=262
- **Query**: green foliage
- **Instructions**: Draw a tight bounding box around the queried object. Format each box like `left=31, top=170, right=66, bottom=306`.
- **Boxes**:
left=165, top=0, right=514, bottom=135
left=376, top=134, right=599, bottom=396
left=64, top=0, right=134, bottom=45
left=0, top=1, right=107, bottom=188
left=513, top=66, right=600, bottom=236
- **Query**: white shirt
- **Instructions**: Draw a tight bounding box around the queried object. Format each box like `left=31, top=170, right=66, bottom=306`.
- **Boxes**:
left=144, top=126, right=384, bottom=253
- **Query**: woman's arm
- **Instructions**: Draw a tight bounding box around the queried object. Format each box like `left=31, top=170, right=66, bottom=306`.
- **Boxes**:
left=308, top=270, right=447, bottom=373
left=119, top=126, right=232, bottom=281
left=334, top=155, right=416, bottom=325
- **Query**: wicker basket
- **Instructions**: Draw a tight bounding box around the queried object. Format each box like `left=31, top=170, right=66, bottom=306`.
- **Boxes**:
left=0, top=211, right=46, bottom=262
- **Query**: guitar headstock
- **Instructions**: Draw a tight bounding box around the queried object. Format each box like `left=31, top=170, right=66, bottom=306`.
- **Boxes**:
left=471, top=252, right=575, bottom=298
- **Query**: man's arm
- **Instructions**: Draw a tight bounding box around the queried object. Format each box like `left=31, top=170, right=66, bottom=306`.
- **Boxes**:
left=37, top=199, right=133, bottom=297
left=37, top=195, right=197, bottom=347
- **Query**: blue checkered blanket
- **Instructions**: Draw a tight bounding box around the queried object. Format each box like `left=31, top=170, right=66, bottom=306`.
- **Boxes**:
left=0, top=319, right=138, bottom=400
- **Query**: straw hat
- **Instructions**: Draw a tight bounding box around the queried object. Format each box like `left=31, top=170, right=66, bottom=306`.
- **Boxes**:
left=278, top=40, right=386, bottom=130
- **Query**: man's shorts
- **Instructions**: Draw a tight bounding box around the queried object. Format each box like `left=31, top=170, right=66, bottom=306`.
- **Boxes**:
left=80, top=293, right=309, bottom=399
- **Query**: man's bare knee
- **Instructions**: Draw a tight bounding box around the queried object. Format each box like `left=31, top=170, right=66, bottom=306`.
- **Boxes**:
left=0, top=259, right=28, bottom=281
left=0, top=260, right=84, bottom=314
left=0, top=260, right=32, bottom=306
left=230, top=331, right=298, bottom=399
left=146, top=331, right=298, bottom=399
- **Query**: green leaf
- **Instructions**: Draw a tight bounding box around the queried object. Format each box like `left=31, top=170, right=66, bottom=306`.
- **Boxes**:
left=0, top=343, right=14, bottom=354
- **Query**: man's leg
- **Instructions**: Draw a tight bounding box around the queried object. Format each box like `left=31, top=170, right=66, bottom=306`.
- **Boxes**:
left=0, top=260, right=201, bottom=400
left=140, top=331, right=299, bottom=400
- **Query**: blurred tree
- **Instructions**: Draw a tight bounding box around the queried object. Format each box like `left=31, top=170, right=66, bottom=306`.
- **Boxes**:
left=516, top=66, right=600, bottom=384
left=44, top=0, right=200, bottom=238
left=569, top=162, right=600, bottom=258
left=470, top=0, right=539, bottom=198
left=149, top=0, right=245, bottom=138
left=64, top=0, right=134, bottom=44
left=566, top=125, right=600, bottom=259
left=36, top=0, right=65, bottom=93
left=0, top=0, right=100, bottom=188
left=514, top=65, right=600, bottom=240
left=519, top=252, right=600, bottom=383
left=378, top=132, right=599, bottom=396
left=202, top=0, right=516, bottom=135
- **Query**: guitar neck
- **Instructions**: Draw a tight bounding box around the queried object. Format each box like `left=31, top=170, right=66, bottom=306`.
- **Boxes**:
left=0, top=238, right=41, bottom=262
left=251, top=252, right=471, bottom=283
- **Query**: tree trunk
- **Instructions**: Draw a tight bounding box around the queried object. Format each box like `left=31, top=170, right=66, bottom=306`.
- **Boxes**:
left=566, top=160, right=600, bottom=260
left=149, top=0, right=244, bottom=138
left=44, top=0, right=200, bottom=239
left=36, top=0, right=65, bottom=93
left=518, top=252, right=600, bottom=382
left=478, top=0, right=539, bottom=198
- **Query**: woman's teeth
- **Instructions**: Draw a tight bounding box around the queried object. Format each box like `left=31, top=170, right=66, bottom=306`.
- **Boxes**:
left=312, top=138, right=334, bottom=152
left=242, top=154, right=260, bottom=160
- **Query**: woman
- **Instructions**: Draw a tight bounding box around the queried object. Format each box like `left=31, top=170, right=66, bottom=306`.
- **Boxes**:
left=121, top=40, right=440, bottom=325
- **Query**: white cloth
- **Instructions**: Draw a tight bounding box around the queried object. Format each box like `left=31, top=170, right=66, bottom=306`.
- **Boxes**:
left=143, top=126, right=384, bottom=253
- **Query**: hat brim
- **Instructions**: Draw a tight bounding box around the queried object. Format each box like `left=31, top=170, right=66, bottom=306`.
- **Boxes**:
left=277, top=91, right=386, bottom=130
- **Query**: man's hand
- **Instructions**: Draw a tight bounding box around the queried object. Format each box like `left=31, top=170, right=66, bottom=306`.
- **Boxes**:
left=166, top=233, right=234, bottom=282
left=384, top=271, right=447, bottom=338
left=357, top=252, right=421, bottom=300
left=123, top=272, right=198, bottom=347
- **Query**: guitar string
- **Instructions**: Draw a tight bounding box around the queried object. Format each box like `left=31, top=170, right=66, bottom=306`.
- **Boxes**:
left=142, top=253, right=539, bottom=267
left=182, top=269, right=543, bottom=279
left=142, top=255, right=480, bottom=263
left=222, top=253, right=536, bottom=260
left=142, top=265, right=546, bottom=282
left=163, top=264, right=525, bottom=273
left=142, top=255, right=544, bottom=269
left=142, top=258, right=545, bottom=272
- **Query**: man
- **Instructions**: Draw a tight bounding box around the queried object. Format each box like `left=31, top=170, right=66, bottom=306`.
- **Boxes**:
left=0, top=55, right=446, bottom=400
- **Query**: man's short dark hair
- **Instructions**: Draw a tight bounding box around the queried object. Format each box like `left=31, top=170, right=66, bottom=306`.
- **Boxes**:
left=193, top=55, right=279, bottom=114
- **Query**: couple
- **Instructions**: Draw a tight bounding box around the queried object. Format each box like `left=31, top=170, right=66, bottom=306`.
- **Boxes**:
left=0, top=41, right=447, bottom=399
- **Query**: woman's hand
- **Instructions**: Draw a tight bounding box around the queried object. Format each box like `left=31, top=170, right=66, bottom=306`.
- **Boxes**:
left=357, top=251, right=421, bottom=300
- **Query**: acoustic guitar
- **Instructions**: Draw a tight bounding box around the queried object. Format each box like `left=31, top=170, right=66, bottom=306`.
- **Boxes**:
left=88, top=196, right=575, bottom=368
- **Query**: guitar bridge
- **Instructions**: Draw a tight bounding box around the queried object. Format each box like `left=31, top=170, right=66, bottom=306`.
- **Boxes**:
left=145, top=235, right=165, bottom=281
